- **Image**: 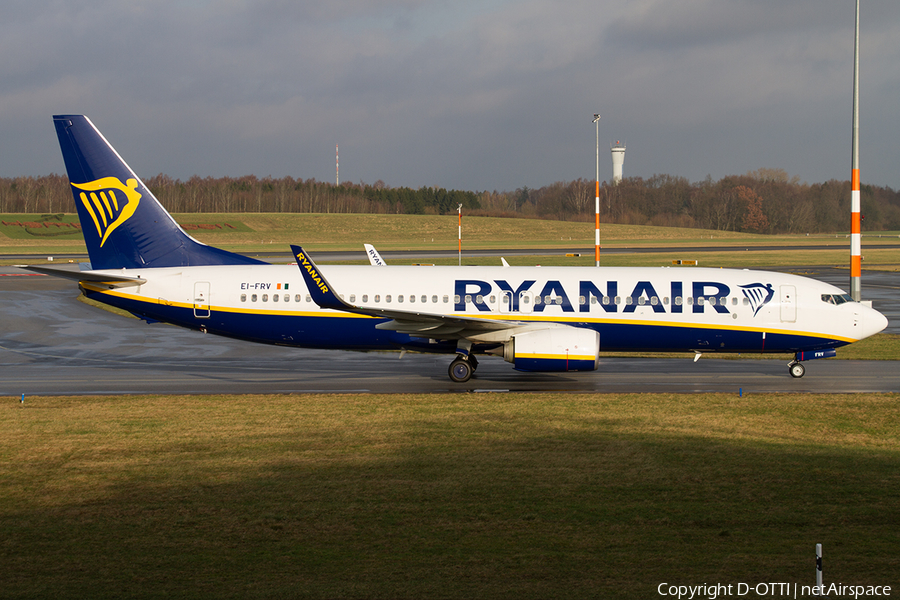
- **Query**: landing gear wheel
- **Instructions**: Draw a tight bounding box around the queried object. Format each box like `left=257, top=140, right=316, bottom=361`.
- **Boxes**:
left=449, top=358, right=473, bottom=383
left=468, top=354, right=479, bottom=372
left=789, top=362, right=805, bottom=378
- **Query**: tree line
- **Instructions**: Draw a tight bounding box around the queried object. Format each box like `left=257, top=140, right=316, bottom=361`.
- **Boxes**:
left=2, top=168, right=899, bottom=234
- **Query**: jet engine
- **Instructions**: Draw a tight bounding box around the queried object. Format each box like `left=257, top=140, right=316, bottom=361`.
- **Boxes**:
left=497, top=327, right=599, bottom=372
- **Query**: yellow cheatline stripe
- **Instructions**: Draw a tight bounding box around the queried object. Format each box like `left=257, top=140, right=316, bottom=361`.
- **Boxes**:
left=81, top=284, right=857, bottom=342
left=517, top=353, right=595, bottom=361
left=82, top=285, right=376, bottom=319
left=439, top=311, right=854, bottom=341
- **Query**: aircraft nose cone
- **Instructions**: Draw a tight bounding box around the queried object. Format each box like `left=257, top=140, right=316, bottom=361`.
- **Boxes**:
left=863, top=305, right=889, bottom=338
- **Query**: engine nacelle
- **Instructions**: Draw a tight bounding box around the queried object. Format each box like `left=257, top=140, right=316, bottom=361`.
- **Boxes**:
left=501, top=327, right=599, bottom=372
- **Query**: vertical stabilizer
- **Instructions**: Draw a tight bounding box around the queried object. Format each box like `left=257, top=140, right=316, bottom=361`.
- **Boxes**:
left=53, top=115, right=265, bottom=269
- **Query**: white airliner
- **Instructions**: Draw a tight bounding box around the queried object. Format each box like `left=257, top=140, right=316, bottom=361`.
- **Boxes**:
left=31, top=115, right=888, bottom=383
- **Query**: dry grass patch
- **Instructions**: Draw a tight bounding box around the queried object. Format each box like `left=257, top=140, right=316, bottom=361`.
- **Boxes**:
left=2, top=392, right=898, bottom=599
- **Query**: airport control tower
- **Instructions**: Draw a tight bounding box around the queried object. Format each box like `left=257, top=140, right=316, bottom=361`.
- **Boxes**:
left=611, top=141, right=626, bottom=185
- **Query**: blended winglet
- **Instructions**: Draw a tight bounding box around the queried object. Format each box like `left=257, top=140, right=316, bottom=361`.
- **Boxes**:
left=364, top=244, right=387, bottom=266
left=291, top=245, right=350, bottom=311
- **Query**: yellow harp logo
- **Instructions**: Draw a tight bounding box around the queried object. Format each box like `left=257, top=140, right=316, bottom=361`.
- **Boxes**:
left=71, top=177, right=142, bottom=247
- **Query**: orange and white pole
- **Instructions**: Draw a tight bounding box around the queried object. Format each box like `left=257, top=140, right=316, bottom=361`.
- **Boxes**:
left=850, top=0, right=861, bottom=301
left=593, top=114, right=601, bottom=267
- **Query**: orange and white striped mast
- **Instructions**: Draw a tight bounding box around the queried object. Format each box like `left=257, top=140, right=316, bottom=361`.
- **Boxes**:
left=593, top=113, right=601, bottom=266
left=850, top=0, right=861, bottom=301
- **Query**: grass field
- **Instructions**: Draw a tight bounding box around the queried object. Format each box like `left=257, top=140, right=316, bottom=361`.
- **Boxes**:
left=3, top=212, right=899, bottom=258
left=2, top=393, right=898, bottom=599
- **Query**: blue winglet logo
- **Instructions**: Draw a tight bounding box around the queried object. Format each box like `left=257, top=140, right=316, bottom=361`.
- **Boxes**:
left=739, top=283, right=775, bottom=317
left=71, top=177, right=142, bottom=247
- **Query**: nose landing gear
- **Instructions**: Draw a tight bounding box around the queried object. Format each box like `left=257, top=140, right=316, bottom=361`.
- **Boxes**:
left=788, top=349, right=837, bottom=378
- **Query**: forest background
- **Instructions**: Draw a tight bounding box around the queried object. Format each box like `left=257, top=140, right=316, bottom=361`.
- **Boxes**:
left=2, top=168, right=899, bottom=235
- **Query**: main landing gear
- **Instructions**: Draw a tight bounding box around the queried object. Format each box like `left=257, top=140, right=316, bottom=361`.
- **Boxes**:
left=448, top=354, right=478, bottom=383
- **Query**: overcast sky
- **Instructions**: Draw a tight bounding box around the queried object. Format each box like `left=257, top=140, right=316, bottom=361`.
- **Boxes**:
left=2, top=0, right=898, bottom=191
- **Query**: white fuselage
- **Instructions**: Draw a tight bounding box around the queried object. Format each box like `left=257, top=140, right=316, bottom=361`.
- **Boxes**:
left=80, top=264, right=887, bottom=355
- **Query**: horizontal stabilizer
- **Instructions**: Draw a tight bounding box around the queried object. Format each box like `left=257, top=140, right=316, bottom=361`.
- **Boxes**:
left=19, top=265, right=146, bottom=286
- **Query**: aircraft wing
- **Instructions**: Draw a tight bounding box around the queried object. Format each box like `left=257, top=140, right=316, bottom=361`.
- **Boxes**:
left=291, top=245, right=517, bottom=336
left=18, top=265, right=147, bottom=286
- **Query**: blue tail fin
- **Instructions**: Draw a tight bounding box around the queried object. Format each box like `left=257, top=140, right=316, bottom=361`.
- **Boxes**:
left=53, top=115, right=265, bottom=269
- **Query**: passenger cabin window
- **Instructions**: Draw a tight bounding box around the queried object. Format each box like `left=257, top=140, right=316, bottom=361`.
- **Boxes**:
left=295, top=294, right=301, bottom=302
left=241, top=294, right=247, bottom=302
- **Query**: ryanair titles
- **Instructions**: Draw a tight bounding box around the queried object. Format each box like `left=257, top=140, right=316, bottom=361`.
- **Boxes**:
left=455, top=279, right=774, bottom=315
left=294, top=251, right=329, bottom=294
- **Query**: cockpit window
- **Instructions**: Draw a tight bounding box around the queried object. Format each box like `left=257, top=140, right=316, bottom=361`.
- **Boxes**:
left=821, top=293, right=853, bottom=305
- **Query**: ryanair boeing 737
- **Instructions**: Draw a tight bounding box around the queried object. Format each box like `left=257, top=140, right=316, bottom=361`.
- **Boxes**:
left=30, top=115, right=888, bottom=383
